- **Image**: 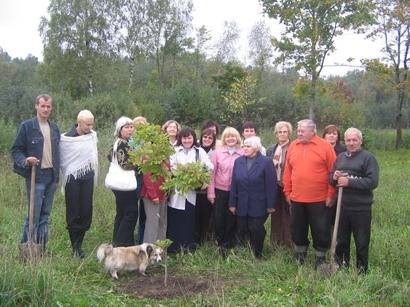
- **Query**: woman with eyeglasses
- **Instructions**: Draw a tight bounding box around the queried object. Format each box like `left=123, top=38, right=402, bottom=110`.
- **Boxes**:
left=267, top=121, right=293, bottom=247
left=195, top=128, right=217, bottom=244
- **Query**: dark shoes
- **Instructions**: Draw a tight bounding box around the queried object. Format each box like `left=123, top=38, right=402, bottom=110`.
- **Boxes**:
left=314, top=256, right=326, bottom=270
left=295, top=252, right=307, bottom=265
left=73, top=247, right=85, bottom=258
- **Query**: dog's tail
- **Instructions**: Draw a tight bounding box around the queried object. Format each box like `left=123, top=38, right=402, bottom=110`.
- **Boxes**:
left=96, top=243, right=113, bottom=262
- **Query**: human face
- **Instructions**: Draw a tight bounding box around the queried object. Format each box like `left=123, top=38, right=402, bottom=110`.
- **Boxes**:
left=35, top=98, right=52, bottom=121
left=120, top=124, right=134, bottom=139
left=243, top=128, right=256, bottom=139
left=344, top=132, right=362, bottom=153
left=181, top=135, right=194, bottom=149
left=202, top=134, right=214, bottom=147
left=166, top=123, right=178, bottom=138
left=297, top=124, right=315, bottom=143
left=243, top=144, right=258, bottom=157
left=225, top=134, right=238, bottom=147
left=77, top=117, right=94, bottom=135
left=208, top=125, right=217, bottom=135
left=324, top=131, right=338, bottom=146
left=276, top=127, right=290, bottom=144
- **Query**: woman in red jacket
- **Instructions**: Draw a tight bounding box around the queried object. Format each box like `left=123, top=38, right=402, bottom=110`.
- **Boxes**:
left=141, top=163, right=169, bottom=244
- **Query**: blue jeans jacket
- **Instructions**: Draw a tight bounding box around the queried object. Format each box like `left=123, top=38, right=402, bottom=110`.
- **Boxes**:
left=11, top=117, right=60, bottom=181
left=11, top=117, right=60, bottom=247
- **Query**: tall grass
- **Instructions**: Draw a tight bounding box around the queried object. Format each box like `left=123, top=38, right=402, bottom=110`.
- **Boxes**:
left=0, top=129, right=409, bottom=306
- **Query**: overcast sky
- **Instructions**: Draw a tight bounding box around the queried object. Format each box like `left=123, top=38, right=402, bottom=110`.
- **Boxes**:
left=0, top=0, right=383, bottom=76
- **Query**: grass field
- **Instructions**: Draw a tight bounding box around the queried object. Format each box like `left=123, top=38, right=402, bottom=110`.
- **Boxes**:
left=0, top=133, right=409, bottom=306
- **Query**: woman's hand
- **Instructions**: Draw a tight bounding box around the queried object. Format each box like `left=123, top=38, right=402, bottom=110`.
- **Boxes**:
left=229, top=207, right=236, bottom=215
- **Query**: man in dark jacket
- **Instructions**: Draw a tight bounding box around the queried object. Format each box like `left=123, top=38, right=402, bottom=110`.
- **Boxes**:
left=11, top=94, right=60, bottom=252
left=331, top=127, right=379, bottom=273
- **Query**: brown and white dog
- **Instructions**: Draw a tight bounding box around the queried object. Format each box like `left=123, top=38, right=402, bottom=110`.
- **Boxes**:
left=96, top=243, right=163, bottom=279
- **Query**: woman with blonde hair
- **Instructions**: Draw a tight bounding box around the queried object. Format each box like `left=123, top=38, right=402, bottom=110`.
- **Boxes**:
left=207, top=127, right=243, bottom=252
left=267, top=121, right=293, bottom=247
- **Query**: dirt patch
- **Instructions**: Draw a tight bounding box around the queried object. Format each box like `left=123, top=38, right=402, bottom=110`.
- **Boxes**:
left=117, top=268, right=226, bottom=299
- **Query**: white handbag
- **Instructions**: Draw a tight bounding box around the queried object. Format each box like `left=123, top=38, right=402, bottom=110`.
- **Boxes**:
left=104, top=139, right=137, bottom=191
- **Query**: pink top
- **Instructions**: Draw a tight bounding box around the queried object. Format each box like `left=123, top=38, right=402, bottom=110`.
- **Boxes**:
left=207, top=146, right=244, bottom=199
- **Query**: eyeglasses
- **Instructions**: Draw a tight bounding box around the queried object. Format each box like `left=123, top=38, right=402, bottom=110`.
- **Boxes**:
left=202, top=135, right=214, bottom=140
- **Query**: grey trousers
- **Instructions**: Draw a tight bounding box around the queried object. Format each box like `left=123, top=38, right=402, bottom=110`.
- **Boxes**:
left=143, top=198, right=167, bottom=243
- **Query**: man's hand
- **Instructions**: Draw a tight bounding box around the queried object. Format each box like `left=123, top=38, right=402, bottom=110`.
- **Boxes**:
left=26, top=156, right=39, bottom=166
left=337, top=176, right=349, bottom=187
left=229, top=207, right=236, bottom=215
left=325, top=195, right=336, bottom=207
left=267, top=208, right=276, bottom=214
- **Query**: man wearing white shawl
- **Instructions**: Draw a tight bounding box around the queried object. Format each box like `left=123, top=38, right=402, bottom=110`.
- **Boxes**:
left=60, top=110, right=98, bottom=258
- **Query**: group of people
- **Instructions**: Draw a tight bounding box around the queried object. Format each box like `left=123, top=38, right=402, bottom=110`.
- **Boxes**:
left=11, top=94, right=379, bottom=274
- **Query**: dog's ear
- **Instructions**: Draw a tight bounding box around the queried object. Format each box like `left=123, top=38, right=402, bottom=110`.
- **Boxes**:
left=146, top=245, right=153, bottom=257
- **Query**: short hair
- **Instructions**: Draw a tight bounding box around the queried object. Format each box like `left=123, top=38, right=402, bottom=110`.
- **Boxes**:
left=114, top=116, right=133, bottom=137
left=243, top=136, right=262, bottom=152
left=323, top=124, right=341, bottom=143
left=199, top=128, right=216, bottom=149
left=133, top=116, right=147, bottom=125
left=161, top=120, right=181, bottom=133
left=297, top=119, right=316, bottom=133
left=221, top=127, right=242, bottom=147
left=177, top=127, right=197, bottom=147
left=242, top=121, right=257, bottom=133
left=35, top=94, right=52, bottom=105
left=201, top=120, right=220, bottom=136
left=77, top=110, right=94, bottom=122
left=344, top=127, right=363, bottom=141
left=274, top=121, right=293, bottom=135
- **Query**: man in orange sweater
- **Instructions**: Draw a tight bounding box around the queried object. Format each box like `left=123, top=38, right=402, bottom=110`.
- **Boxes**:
left=283, top=119, right=336, bottom=268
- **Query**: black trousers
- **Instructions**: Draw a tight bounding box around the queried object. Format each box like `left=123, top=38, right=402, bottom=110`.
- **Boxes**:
left=112, top=189, right=138, bottom=247
left=290, top=201, right=331, bottom=253
left=237, top=215, right=267, bottom=258
left=65, top=175, right=94, bottom=245
left=195, top=192, right=214, bottom=244
left=167, top=200, right=196, bottom=253
left=214, top=189, right=237, bottom=248
left=336, top=209, right=372, bottom=273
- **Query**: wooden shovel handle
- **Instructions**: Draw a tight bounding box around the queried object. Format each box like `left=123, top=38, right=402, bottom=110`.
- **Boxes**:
left=330, top=186, right=343, bottom=258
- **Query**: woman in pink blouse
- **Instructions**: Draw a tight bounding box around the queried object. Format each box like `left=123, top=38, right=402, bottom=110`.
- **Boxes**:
left=207, top=127, right=243, bottom=252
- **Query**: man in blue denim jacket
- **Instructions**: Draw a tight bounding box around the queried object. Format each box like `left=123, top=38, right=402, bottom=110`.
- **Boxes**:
left=11, top=94, right=60, bottom=252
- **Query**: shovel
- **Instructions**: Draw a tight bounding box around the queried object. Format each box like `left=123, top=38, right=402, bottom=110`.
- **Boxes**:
left=19, top=164, right=42, bottom=261
left=319, top=186, right=343, bottom=276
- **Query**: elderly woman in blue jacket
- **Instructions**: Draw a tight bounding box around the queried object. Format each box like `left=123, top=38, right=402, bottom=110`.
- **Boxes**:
left=229, top=136, right=277, bottom=258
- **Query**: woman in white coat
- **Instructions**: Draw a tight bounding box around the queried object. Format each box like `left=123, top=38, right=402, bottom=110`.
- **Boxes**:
left=167, top=127, right=213, bottom=253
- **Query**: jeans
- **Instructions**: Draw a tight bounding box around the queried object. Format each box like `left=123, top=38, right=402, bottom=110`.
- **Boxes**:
left=21, top=168, right=57, bottom=249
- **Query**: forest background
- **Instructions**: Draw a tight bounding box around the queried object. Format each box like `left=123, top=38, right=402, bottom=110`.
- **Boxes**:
left=0, top=1, right=409, bottom=305
left=0, top=0, right=408, bottom=152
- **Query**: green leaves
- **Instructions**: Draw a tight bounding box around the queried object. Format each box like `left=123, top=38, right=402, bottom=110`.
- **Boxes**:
left=128, top=123, right=174, bottom=180
left=161, top=161, right=211, bottom=195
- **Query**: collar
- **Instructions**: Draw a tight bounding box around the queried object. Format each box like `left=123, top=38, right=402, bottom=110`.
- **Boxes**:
left=294, top=135, right=321, bottom=146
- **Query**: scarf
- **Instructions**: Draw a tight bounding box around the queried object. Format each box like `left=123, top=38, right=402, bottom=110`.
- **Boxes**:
left=273, top=140, right=289, bottom=183
left=60, top=130, right=98, bottom=192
